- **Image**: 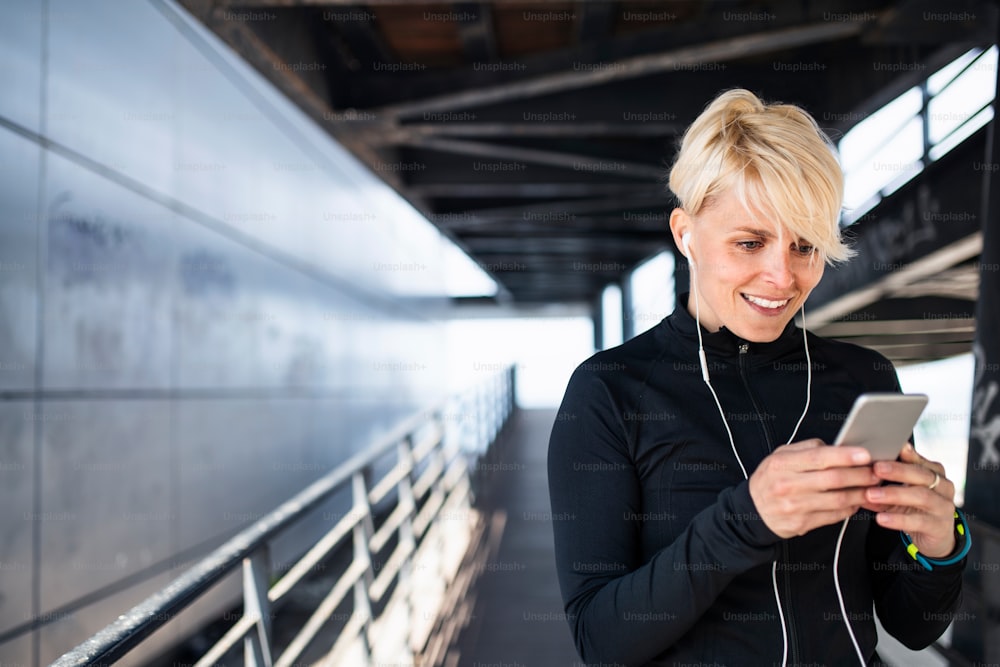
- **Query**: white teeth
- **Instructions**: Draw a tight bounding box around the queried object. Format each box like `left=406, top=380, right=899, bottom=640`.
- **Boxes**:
left=744, top=294, right=789, bottom=309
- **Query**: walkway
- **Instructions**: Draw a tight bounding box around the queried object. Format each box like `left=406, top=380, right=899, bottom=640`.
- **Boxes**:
left=455, top=408, right=579, bottom=666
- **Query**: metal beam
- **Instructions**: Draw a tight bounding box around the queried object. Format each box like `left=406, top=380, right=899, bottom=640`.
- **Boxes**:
left=451, top=195, right=674, bottom=224
left=808, top=233, right=983, bottom=326
left=815, top=318, right=976, bottom=338
left=454, top=2, right=497, bottom=62
left=576, top=0, right=617, bottom=45
left=329, top=3, right=393, bottom=66
left=808, top=125, right=988, bottom=322
left=865, top=340, right=974, bottom=362
left=381, top=122, right=683, bottom=142
left=410, top=182, right=667, bottom=199
left=461, top=228, right=667, bottom=241
left=222, top=0, right=617, bottom=5
left=440, top=219, right=667, bottom=237
left=461, top=236, right=661, bottom=252
left=828, top=330, right=974, bottom=349
left=826, top=42, right=981, bottom=134
left=397, top=136, right=666, bottom=180
left=374, top=20, right=870, bottom=119
left=321, top=9, right=817, bottom=111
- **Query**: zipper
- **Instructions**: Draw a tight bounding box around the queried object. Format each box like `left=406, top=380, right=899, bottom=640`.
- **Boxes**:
left=738, top=342, right=800, bottom=665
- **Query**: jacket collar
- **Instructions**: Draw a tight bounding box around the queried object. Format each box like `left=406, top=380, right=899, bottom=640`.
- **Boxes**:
left=663, top=292, right=802, bottom=359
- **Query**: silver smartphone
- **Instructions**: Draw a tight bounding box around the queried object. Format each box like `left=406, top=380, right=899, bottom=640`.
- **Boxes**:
left=833, top=393, right=929, bottom=460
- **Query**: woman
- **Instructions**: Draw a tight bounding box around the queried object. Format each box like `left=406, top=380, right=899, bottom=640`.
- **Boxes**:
left=547, top=89, right=967, bottom=666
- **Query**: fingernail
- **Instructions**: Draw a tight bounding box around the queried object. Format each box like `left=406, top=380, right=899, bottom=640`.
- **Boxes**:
left=904, top=442, right=915, bottom=452
left=874, top=461, right=891, bottom=474
left=868, top=488, right=884, bottom=500
left=852, top=450, right=870, bottom=464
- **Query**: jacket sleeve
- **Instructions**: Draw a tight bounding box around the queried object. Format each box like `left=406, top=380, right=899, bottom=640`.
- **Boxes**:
left=547, top=367, right=782, bottom=666
left=863, top=361, right=965, bottom=649
left=865, top=516, right=965, bottom=649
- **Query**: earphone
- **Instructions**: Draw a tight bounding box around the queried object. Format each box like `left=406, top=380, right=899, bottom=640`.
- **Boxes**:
left=685, top=234, right=862, bottom=666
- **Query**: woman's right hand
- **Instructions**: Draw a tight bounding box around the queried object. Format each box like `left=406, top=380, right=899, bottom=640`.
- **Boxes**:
left=748, top=439, right=881, bottom=538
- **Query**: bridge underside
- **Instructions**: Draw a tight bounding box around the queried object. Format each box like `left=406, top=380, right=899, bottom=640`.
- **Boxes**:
left=182, top=0, right=996, bottom=364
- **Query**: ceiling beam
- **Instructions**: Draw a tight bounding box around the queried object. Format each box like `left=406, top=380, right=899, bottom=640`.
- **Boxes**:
left=399, top=136, right=666, bottom=180
left=454, top=2, right=497, bottom=62
left=826, top=330, right=974, bottom=348
left=379, top=122, right=683, bottom=142
left=827, top=42, right=982, bottom=134
left=439, top=212, right=669, bottom=233
left=373, top=19, right=870, bottom=119
left=462, top=236, right=662, bottom=252
left=410, top=182, right=666, bottom=199
left=576, top=1, right=617, bottom=44
left=328, top=3, right=393, bottom=65
left=867, top=341, right=974, bottom=362
left=443, top=195, right=674, bottom=229
left=460, top=228, right=667, bottom=240
left=466, top=195, right=673, bottom=218
left=222, top=0, right=623, bottom=5
left=815, top=317, right=976, bottom=337
left=808, top=233, right=983, bottom=326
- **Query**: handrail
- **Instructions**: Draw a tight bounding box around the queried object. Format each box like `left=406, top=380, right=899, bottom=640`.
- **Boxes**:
left=840, top=44, right=997, bottom=225
left=53, top=366, right=516, bottom=667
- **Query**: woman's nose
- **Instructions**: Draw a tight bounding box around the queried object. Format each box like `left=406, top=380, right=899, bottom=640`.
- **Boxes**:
left=762, top=249, right=794, bottom=289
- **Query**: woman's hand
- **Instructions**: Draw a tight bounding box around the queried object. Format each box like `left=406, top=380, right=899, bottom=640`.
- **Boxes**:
left=749, top=439, right=880, bottom=538
left=863, top=443, right=957, bottom=558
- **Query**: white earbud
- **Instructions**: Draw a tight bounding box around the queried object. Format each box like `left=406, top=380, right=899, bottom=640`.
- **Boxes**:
left=681, top=231, right=691, bottom=258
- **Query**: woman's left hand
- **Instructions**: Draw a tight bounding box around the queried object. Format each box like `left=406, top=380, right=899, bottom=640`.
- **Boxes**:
left=863, top=442, right=957, bottom=559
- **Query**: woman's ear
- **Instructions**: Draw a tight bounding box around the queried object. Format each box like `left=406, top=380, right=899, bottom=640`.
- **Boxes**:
left=669, top=208, right=691, bottom=259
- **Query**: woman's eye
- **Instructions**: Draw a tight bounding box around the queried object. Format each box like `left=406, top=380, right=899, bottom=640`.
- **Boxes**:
left=795, top=244, right=815, bottom=256
left=737, top=240, right=763, bottom=250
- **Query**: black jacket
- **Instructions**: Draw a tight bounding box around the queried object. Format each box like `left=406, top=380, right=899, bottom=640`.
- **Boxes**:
left=548, top=297, right=964, bottom=666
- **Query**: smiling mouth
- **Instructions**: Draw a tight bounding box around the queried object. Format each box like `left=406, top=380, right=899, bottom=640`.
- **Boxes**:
left=741, top=293, right=791, bottom=309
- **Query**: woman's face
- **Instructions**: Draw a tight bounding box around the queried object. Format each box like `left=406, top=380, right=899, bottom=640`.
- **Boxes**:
left=670, top=190, right=825, bottom=343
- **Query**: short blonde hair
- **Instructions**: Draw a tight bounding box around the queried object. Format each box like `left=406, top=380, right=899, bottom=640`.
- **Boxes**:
left=668, top=88, right=853, bottom=264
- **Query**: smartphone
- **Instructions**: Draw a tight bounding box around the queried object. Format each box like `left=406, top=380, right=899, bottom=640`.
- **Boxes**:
left=833, top=393, right=929, bottom=460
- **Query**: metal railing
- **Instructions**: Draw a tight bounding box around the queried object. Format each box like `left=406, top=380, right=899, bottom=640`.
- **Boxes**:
left=53, top=366, right=516, bottom=667
left=841, top=44, right=996, bottom=225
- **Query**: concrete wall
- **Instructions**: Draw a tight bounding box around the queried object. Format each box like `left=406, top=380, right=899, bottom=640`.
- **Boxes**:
left=0, top=1, right=468, bottom=664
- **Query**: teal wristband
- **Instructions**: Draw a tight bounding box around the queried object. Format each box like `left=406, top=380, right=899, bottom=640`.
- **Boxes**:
left=898, top=508, right=971, bottom=571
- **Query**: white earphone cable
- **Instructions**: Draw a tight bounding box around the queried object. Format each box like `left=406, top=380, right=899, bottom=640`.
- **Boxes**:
left=692, top=278, right=748, bottom=479
left=690, top=259, right=821, bottom=667
left=834, top=515, right=866, bottom=665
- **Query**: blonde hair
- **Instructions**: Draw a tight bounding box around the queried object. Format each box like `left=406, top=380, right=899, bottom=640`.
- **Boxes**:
left=668, top=88, right=853, bottom=264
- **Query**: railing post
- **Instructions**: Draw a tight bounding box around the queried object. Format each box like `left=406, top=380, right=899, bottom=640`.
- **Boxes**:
left=397, top=436, right=418, bottom=657
left=488, top=374, right=499, bottom=443
left=478, top=379, right=488, bottom=450
left=243, top=546, right=273, bottom=667
left=508, top=365, right=516, bottom=416
left=352, top=469, right=376, bottom=663
left=459, top=390, right=475, bottom=455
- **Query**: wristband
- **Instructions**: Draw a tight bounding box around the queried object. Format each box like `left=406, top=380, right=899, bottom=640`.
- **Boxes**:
left=898, top=508, right=971, bottom=571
